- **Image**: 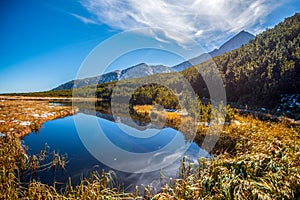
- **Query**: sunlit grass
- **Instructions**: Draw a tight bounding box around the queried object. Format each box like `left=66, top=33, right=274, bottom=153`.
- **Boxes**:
left=154, top=116, right=300, bottom=199
left=0, top=100, right=299, bottom=199
left=0, top=135, right=138, bottom=199
left=0, top=99, right=77, bottom=137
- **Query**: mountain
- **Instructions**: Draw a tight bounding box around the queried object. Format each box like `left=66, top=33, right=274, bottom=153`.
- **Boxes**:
left=54, top=31, right=254, bottom=91
left=53, top=71, right=120, bottom=90
left=181, top=13, right=300, bottom=108
left=104, top=13, right=299, bottom=117
left=119, top=63, right=173, bottom=80
left=53, top=63, right=172, bottom=90
left=172, top=30, right=255, bottom=71
left=35, top=13, right=300, bottom=117
left=212, top=30, right=255, bottom=56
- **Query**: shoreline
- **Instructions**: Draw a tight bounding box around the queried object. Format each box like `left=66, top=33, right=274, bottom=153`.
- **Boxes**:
left=0, top=98, right=78, bottom=137
left=0, top=95, right=98, bottom=102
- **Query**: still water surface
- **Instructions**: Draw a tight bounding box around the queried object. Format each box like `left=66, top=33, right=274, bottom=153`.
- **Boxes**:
left=23, top=111, right=209, bottom=191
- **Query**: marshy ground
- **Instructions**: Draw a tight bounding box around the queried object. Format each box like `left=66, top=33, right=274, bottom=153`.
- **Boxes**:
left=0, top=96, right=77, bottom=137
left=0, top=98, right=299, bottom=199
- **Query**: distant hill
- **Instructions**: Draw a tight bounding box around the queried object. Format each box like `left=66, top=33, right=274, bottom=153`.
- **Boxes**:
left=52, top=63, right=173, bottom=90
left=214, top=30, right=255, bottom=56
left=53, top=71, right=120, bottom=91
left=119, top=63, right=173, bottom=80
left=172, top=30, right=255, bottom=71
left=53, top=31, right=254, bottom=91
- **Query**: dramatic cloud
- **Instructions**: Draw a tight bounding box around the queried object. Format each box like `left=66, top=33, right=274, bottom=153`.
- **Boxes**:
left=79, top=0, right=282, bottom=49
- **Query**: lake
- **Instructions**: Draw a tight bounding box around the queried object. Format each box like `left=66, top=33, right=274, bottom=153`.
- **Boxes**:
left=22, top=107, right=209, bottom=191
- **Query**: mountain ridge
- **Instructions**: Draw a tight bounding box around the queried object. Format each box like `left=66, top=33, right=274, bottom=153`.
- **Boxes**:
left=181, top=13, right=300, bottom=108
left=53, top=30, right=255, bottom=91
left=172, top=30, right=254, bottom=71
left=53, top=63, right=172, bottom=90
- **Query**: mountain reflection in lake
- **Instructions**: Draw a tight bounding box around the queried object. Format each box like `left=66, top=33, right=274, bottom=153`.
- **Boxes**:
left=23, top=102, right=209, bottom=191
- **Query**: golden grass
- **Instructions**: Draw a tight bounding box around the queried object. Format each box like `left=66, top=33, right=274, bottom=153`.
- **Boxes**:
left=0, top=102, right=299, bottom=199
left=133, top=105, right=153, bottom=114
left=133, top=105, right=184, bottom=128
left=154, top=115, right=300, bottom=199
left=0, top=136, right=137, bottom=200
left=0, top=98, right=77, bottom=137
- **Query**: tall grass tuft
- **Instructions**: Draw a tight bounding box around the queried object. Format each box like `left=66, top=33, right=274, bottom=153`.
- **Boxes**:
left=0, top=135, right=138, bottom=199
left=1, top=113, right=299, bottom=199
left=152, top=116, right=300, bottom=199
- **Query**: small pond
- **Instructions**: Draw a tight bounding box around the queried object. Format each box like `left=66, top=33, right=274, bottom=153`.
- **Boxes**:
left=23, top=106, right=209, bottom=191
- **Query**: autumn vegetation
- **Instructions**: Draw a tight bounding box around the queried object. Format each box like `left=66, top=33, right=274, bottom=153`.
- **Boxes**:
left=1, top=13, right=300, bottom=199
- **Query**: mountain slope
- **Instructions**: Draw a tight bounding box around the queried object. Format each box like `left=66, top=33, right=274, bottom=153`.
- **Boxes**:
left=53, top=31, right=254, bottom=90
left=172, top=30, right=255, bottom=71
left=53, top=63, right=172, bottom=90
left=119, top=63, right=173, bottom=80
left=212, top=30, right=255, bottom=56
left=182, top=13, right=300, bottom=108
left=53, top=71, right=120, bottom=90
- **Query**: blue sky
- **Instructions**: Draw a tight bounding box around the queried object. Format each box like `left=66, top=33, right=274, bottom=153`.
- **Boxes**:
left=0, top=0, right=299, bottom=93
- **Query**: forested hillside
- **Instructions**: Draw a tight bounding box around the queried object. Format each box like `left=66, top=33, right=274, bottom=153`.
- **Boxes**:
left=183, top=13, right=300, bottom=107
left=7, top=13, right=300, bottom=117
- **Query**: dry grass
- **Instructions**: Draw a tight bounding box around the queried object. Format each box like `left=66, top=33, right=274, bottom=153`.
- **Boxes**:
left=154, top=115, right=300, bottom=199
left=133, top=105, right=153, bottom=115
left=0, top=98, right=137, bottom=199
left=0, top=98, right=77, bottom=137
left=133, top=105, right=185, bottom=129
left=0, top=136, right=137, bottom=200
left=0, top=101, right=299, bottom=199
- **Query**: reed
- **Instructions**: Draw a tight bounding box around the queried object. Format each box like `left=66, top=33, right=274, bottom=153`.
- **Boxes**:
left=0, top=135, right=138, bottom=199
left=152, top=116, right=300, bottom=199
left=0, top=103, right=299, bottom=199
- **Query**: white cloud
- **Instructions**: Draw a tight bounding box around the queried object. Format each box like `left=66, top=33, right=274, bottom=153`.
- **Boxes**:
left=195, top=30, right=203, bottom=36
left=79, top=0, right=282, bottom=49
left=70, top=13, right=98, bottom=25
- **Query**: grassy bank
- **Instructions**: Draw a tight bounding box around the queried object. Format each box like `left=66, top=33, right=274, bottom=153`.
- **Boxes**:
left=0, top=136, right=136, bottom=199
left=0, top=100, right=299, bottom=199
left=155, top=115, right=300, bottom=199
left=0, top=97, right=77, bottom=137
